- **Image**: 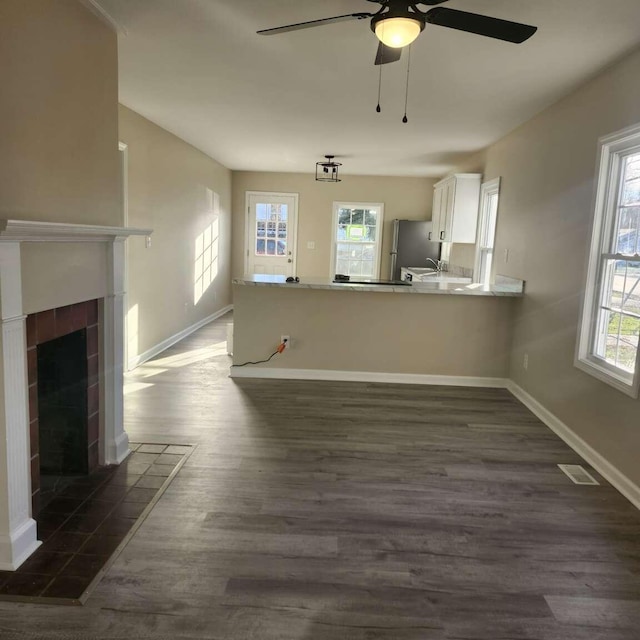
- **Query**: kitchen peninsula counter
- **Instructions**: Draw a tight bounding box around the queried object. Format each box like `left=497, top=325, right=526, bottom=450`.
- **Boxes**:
left=231, top=274, right=523, bottom=381
left=233, top=274, right=524, bottom=297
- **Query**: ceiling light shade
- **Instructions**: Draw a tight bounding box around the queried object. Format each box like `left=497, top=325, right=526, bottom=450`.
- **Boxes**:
left=374, top=17, right=423, bottom=48
left=315, top=155, right=342, bottom=183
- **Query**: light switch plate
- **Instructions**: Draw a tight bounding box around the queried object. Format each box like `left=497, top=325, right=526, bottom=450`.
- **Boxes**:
left=307, top=241, right=315, bottom=250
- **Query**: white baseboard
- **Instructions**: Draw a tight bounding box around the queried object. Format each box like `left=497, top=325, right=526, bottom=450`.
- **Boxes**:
left=230, top=366, right=509, bottom=388
left=128, top=305, right=233, bottom=370
left=507, top=381, right=640, bottom=511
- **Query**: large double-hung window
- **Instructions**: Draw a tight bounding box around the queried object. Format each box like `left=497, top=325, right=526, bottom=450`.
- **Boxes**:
left=577, top=124, right=640, bottom=396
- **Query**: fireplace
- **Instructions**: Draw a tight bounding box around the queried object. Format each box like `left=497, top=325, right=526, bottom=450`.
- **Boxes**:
left=0, top=219, right=152, bottom=571
left=26, top=301, right=101, bottom=516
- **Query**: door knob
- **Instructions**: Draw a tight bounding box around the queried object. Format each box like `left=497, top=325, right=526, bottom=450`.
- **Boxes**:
left=288, top=258, right=292, bottom=263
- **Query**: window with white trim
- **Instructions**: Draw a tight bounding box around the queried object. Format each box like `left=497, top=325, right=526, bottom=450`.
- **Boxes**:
left=577, top=124, right=640, bottom=397
left=474, top=178, right=501, bottom=285
left=332, top=202, right=384, bottom=278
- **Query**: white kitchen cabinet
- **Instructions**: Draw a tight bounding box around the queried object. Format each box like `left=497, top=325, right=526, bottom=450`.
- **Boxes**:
left=432, top=173, right=481, bottom=243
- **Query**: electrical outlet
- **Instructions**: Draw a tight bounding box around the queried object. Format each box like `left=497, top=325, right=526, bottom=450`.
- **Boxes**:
left=523, top=353, right=529, bottom=370
left=281, top=335, right=291, bottom=349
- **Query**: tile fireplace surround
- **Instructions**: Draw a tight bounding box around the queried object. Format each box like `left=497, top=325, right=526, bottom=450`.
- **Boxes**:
left=0, top=220, right=151, bottom=571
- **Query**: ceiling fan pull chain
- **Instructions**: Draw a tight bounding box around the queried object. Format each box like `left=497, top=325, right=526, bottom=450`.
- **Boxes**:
left=376, top=62, right=383, bottom=113
left=403, top=44, right=412, bottom=123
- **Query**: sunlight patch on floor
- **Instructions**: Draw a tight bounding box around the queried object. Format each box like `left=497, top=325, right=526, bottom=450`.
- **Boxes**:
left=134, top=366, right=169, bottom=379
left=137, top=341, right=228, bottom=370
left=123, top=381, right=155, bottom=396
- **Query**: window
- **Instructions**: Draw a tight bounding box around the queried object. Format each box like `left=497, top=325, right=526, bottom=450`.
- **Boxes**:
left=332, top=202, right=384, bottom=278
left=577, top=124, right=640, bottom=397
left=474, top=178, right=501, bottom=285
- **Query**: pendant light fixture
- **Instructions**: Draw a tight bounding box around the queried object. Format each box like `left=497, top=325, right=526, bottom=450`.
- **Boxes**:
left=315, top=155, right=342, bottom=182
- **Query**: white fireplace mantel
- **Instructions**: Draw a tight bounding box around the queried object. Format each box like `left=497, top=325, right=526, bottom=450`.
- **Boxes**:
left=0, top=219, right=152, bottom=571
left=0, top=219, right=151, bottom=243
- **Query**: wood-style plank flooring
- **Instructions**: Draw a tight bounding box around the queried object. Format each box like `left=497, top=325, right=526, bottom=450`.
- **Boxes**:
left=1, top=312, right=639, bottom=639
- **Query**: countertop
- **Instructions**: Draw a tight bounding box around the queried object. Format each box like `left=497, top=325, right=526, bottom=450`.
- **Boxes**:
left=233, top=275, right=524, bottom=297
left=402, top=267, right=473, bottom=285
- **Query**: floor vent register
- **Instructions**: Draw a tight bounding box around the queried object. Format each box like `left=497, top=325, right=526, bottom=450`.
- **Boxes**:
left=558, top=463, right=600, bottom=485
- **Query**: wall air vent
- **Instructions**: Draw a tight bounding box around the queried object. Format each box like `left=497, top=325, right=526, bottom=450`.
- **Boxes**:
left=558, top=464, right=599, bottom=485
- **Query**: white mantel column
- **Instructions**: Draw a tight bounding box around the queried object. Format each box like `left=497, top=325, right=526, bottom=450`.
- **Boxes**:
left=102, top=238, right=130, bottom=465
left=0, top=243, right=40, bottom=570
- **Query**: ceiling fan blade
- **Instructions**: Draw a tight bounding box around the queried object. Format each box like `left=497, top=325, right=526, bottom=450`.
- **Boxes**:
left=375, top=42, right=403, bottom=66
left=426, top=7, right=537, bottom=44
left=257, top=12, right=372, bottom=36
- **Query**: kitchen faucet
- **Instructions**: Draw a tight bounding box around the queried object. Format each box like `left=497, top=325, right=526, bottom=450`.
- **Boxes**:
left=425, top=258, right=443, bottom=272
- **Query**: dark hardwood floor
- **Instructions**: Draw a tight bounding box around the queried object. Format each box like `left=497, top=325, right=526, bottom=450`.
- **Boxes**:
left=1, top=311, right=639, bottom=639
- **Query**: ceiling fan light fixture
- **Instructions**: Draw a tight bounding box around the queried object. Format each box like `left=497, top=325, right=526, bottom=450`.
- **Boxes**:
left=374, top=17, right=423, bottom=48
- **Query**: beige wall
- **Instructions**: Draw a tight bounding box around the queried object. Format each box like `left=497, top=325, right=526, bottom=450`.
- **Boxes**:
left=0, top=0, right=122, bottom=313
left=449, top=48, right=640, bottom=486
left=232, top=172, right=435, bottom=279
left=119, top=106, right=233, bottom=360
left=234, top=285, right=514, bottom=378
left=0, top=0, right=120, bottom=226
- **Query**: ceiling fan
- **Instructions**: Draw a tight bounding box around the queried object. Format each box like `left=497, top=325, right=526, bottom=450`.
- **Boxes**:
left=257, top=1, right=537, bottom=66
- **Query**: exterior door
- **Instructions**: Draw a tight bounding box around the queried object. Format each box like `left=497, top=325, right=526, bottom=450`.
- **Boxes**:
left=245, top=192, right=298, bottom=276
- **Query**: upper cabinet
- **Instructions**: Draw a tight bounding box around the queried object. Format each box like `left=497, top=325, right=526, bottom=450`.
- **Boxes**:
left=431, top=174, right=482, bottom=243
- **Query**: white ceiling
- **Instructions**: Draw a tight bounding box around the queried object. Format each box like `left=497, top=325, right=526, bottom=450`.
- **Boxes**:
left=96, top=0, right=640, bottom=177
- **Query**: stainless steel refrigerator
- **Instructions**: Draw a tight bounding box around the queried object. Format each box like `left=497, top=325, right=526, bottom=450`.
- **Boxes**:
left=389, top=220, right=442, bottom=281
